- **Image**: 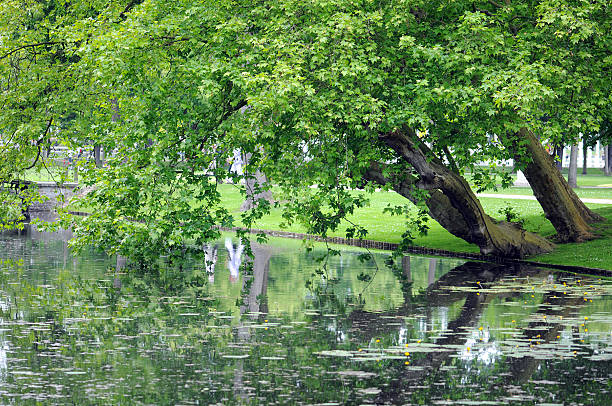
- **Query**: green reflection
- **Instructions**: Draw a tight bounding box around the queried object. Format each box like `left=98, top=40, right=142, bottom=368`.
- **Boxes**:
left=0, top=227, right=610, bottom=405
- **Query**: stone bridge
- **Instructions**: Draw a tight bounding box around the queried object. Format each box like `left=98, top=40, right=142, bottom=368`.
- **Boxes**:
left=2, top=181, right=79, bottom=215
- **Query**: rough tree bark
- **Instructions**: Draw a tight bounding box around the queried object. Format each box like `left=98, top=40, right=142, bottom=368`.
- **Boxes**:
left=568, top=144, right=578, bottom=188
left=515, top=128, right=604, bottom=242
left=364, top=130, right=554, bottom=258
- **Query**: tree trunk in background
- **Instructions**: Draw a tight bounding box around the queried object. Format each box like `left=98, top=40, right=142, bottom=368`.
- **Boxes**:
left=553, top=145, right=564, bottom=170
left=240, top=152, right=274, bottom=212
left=605, top=145, right=612, bottom=176
left=582, top=142, right=588, bottom=175
left=568, top=145, right=578, bottom=188
left=516, top=128, right=604, bottom=242
left=94, top=145, right=103, bottom=168
left=365, top=132, right=554, bottom=258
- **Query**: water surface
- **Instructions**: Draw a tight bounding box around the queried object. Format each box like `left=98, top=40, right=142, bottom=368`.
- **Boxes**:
left=0, top=224, right=610, bottom=405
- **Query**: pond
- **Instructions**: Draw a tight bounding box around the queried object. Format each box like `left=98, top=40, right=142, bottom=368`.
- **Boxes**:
left=0, top=222, right=611, bottom=405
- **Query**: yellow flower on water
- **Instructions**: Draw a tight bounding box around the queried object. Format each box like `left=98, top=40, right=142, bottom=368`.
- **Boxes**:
left=405, top=352, right=410, bottom=356
left=405, top=361, right=410, bottom=365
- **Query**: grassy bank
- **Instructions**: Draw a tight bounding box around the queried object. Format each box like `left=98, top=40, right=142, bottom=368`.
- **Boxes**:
left=66, top=182, right=611, bottom=270
left=216, top=184, right=612, bottom=270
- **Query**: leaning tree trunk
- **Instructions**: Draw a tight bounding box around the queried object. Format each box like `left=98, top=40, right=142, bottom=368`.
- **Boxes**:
left=515, top=128, right=604, bottom=242
left=365, top=131, right=554, bottom=258
left=568, top=144, right=578, bottom=188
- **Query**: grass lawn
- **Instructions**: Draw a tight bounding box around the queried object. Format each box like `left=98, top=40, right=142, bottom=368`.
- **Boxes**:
left=478, top=186, right=612, bottom=199
left=506, top=170, right=612, bottom=188
left=22, top=165, right=77, bottom=183
left=65, top=180, right=612, bottom=270
left=215, top=184, right=612, bottom=270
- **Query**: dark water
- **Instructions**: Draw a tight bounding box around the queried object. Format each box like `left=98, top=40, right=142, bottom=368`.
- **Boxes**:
left=0, top=224, right=611, bottom=405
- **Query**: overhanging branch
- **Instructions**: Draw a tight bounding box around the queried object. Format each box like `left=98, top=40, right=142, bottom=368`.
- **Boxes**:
left=0, top=42, right=64, bottom=61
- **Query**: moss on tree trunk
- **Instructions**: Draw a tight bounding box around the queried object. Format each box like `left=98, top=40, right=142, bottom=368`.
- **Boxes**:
left=365, top=130, right=554, bottom=258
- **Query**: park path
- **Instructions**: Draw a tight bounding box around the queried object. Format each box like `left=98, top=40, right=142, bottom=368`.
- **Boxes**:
left=477, top=193, right=612, bottom=205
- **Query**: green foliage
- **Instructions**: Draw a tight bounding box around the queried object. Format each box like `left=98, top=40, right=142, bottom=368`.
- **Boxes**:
left=1, top=0, right=610, bottom=261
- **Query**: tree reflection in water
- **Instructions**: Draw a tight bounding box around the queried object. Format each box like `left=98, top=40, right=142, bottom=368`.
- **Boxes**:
left=0, top=227, right=610, bottom=405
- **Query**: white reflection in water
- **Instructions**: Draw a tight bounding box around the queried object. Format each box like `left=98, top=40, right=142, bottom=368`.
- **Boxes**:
left=438, top=306, right=448, bottom=332
left=460, top=329, right=501, bottom=366
left=0, top=297, right=9, bottom=382
left=225, top=238, right=244, bottom=283
left=398, top=326, right=408, bottom=346
left=326, top=321, right=347, bottom=342
left=203, top=244, right=218, bottom=283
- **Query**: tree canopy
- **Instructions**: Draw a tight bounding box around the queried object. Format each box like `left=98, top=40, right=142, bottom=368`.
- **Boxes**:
left=1, top=0, right=610, bottom=259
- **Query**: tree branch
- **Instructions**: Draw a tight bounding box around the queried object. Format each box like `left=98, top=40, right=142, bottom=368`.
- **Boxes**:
left=0, top=42, right=63, bottom=61
left=21, top=117, right=53, bottom=171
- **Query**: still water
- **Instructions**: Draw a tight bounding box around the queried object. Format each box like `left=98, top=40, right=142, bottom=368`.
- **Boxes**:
left=0, top=223, right=610, bottom=405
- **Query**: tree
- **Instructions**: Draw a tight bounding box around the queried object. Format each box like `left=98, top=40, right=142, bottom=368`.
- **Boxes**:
left=5, top=0, right=610, bottom=259
left=568, top=144, right=578, bottom=188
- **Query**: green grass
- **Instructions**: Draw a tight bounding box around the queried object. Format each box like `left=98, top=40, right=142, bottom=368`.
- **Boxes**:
left=66, top=181, right=612, bottom=270
left=216, top=184, right=612, bottom=270
left=477, top=186, right=612, bottom=199
left=22, top=165, right=77, bottom=183
left=507, top=172, right=612, bottom=188
left=532, top=206, right=612, bottom=269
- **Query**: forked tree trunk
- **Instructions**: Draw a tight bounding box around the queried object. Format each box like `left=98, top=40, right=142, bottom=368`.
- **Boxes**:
left=365, top=131, right=554, bottom=258
left=568, top=144, right=578, bottom=188
left=515, top=128, right=604, bottom=242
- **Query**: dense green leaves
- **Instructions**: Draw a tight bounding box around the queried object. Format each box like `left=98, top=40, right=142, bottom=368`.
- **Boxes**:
left=2, top=0, right=610, bottom=258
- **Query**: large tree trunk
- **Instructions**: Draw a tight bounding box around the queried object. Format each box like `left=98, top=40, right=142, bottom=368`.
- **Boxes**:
left=568, top=144, right=578, bottom=188
left=605, top=145, right=612, bottom=176
left=365, top=131, right=554, bottom=258
left=515, top=128, right=604, bottom=242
